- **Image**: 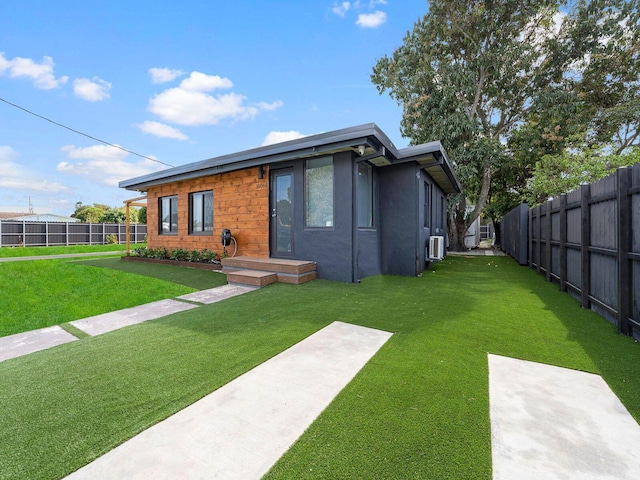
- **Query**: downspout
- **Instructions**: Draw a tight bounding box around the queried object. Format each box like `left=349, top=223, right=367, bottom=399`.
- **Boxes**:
left=352, top=154, right=359, bottom=283
left=415, top=166, right=422, bottom=276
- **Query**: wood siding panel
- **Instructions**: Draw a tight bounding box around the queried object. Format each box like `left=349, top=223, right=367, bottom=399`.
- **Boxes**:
left=146, top=166, right=269, bottom=257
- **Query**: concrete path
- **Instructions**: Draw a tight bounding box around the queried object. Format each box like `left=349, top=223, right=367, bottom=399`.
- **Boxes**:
left=0, top=285, right=259, bottom=362
left=0, top=251, right=125, bottom=262
left=489, top=354, right=640, bottom=480
left=65, top=321, right=393, bottom=480
left=0, top=326, right=78, bottom=362
left=177, top=284, right=257, bottom=304
left=447, top=249, right=505, bottom=256
left=70, top=299, right=199, bottom=336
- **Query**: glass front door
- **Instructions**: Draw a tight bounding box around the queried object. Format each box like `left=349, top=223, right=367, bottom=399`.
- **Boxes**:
left=271, top=168, right=293, bottom=256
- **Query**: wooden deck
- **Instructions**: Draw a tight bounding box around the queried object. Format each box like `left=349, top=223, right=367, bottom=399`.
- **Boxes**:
left=221, top=256, right=317, bottom=286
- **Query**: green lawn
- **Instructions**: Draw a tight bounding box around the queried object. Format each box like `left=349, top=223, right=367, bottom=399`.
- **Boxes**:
left=0, top=256, right=638, bottom=479
left=0, top=257, right=227, bottom=337
left=0, top=243, right=136, bottom=258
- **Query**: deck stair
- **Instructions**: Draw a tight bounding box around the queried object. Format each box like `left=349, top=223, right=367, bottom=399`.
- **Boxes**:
left=221, top=256, right=317, bottom=287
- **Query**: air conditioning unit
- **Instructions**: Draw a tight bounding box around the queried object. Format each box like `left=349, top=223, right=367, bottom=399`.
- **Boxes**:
left=429, top=236, right=445, bottom=260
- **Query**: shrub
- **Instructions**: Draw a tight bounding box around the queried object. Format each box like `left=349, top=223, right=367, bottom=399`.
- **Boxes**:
left=105, top=234, right=118, bottom=244
left=130, top=247, right=221, bottom=264
left=170, top=248, right=189, bottom=262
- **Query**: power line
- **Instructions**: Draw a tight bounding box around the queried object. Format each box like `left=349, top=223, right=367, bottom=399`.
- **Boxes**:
left=0, top=96, right=175, bottom=168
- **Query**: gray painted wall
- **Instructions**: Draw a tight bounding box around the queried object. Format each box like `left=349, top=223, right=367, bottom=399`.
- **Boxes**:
left=272, top=152, right=448, bottom=282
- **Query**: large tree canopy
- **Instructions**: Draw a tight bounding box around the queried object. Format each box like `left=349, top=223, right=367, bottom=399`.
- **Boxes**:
left=372, top=0, right=639, bottom=249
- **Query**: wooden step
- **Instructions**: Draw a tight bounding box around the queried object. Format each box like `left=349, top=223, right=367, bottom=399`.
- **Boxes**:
left=226, top=269, right=278, bottom=287
left=221, top=256, right=317, bottom=286
left=221, top=256, right=316, bottom=275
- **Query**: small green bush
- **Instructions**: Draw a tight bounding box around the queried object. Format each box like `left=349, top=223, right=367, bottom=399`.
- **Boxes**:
left=105, top=234, right=118, bottom=244
left=130, top=247, right=221, bottom=264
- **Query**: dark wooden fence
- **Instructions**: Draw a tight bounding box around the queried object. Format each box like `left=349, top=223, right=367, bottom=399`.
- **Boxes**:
left=500, top=203, right=529, bottom=265
left=501, top=164, right=640, bottom=338
left=0, top=221, right=147, bottom=247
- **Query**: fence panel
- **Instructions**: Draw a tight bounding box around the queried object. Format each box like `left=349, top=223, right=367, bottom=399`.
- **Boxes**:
left=0, top=221, right=146, bottom=247
left=499, top=203, right=528, bottom=265
left=501, top=163, right=640, bottom=338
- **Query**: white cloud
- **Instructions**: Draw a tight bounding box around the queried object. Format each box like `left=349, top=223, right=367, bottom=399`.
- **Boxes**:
left=73, top=77, right=112, bottom=101
left=332, top=2, right=351, bottom=16
left=149, top=67, right=185, bottom=84
left=0, top=52, right=68, bottom=89
left=262, top=130, right=308, bottom=146
left=0, top=145, right=68, bottom=192
left=135, top=120, right=188, bottom=140
left=180, top=71, right=233, bottom=91
left=148, top=71, right=283, bottom=126
left=356, top=10, right=387, bottom=28
left=58, top=144, right=166, bottom=187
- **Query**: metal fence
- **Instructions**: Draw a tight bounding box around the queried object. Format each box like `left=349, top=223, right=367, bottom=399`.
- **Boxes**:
left=501, top=164, right=640, bottom=338
left=0, top=221, right=147, bottom=247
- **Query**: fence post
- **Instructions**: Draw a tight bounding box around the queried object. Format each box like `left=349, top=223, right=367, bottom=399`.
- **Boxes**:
left=559, top=194, right=567, bottom=292
left=536, top=205, right=542, bottom=274
left=617, top=167, right=631, bottom=335
left=45, top=221, right=49, bottom=247
left=66, top=222, right=69, bottom=246
left=581, top=183, right=591, bottom=309
left=546, top=200, right=552, bottom=282
left=528, top=208, right=533, bottom=269
left=0, top=220, right=2, bottom=247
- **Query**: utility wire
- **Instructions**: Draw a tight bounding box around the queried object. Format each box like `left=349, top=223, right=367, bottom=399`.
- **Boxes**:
left=0, top=96, right=175, bottom=168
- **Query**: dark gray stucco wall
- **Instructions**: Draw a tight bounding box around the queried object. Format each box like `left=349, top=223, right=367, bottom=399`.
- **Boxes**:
left=378, top=162, right=419, bottom=276
left=282, top=151, right=355, bottom=282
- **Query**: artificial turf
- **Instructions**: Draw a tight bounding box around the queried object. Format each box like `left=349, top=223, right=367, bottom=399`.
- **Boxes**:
left=0, top=257, right=226, bottom=337
left=0, top=244, right=135, bottom=258
left=0, top=256, right=638, bottom=479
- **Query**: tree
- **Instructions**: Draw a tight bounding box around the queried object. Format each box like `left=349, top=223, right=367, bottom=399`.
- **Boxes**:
left=527, top=146, right=640, bottom=203
left=100, top=208, right=126, bottom=224
left=137, top=206, right=147, bottom=224
left=72, top=204, right=106, bottom=223
left=372, top=0, right=639, bottom=250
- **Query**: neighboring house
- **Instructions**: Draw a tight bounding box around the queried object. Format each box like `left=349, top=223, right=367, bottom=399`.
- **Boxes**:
left=120, top=123, right=461, bottom=282
left=0, top=213, right=80, bottom=222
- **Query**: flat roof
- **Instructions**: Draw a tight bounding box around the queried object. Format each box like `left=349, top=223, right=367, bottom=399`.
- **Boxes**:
left=120, top=123, right=461, bottom=194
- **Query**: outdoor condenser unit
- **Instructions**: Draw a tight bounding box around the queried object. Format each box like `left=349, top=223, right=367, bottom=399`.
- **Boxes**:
left=429, top=236, right=445, bottom=261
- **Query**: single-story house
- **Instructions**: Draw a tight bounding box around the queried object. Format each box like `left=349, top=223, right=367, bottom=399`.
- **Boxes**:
left=120, top=123, right=461, bottom=282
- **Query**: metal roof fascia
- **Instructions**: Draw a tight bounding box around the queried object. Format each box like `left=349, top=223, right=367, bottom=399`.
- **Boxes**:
left=121, top=128, right=393, bottom=191
left=119, top=123, right=397, bottom=190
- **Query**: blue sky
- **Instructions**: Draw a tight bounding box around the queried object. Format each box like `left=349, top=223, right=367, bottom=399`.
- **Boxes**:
left=0, top=1, right=427, bottom=216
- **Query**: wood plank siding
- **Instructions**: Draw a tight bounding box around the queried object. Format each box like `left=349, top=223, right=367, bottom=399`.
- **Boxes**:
left=146, top=166, right=269, bottom=257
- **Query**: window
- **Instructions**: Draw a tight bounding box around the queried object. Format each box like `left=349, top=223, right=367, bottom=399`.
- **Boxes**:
left=357, top=163, right=374, bottom=228
left=305, top=157, right=333, bottom=227
left=189, top=191, right=213, bottom=234
left=159, top=196, right=178, bottom=234
left=423, top=182, right=430, bottom=228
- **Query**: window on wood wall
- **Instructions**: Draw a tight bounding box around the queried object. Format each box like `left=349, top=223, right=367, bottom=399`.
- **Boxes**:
left=159, top=195, right=178, bottom=234
left=189, top=190, right=213, bottom=235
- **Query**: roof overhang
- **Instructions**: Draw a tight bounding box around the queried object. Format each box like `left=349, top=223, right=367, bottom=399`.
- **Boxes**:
left=120, top=123, right=461, bottom=195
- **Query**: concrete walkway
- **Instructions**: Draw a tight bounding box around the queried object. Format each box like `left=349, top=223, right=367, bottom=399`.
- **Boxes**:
left=0, top=326, right=78, bottom=362
left=0, top=251, right=125, bottom=262
left=65, top=321, right=393, bottom=480
left=489, top=354, right=640, bottom=479
left=0, top=285, right=258, bottom=362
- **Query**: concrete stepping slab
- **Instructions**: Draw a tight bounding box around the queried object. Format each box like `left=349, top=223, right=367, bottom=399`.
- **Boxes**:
left=70, top=299, right=198, bottom=336
left=489, top=354, right=640, bottom=480
left=0, top=326, right=78, bottom=362
left=65, top=321, right=393, bottom=480
left=177, top=284, right=257, bottom=304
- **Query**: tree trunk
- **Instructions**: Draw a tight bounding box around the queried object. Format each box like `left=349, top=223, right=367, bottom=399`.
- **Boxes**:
left=447, top=164, right=493, bottom=251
